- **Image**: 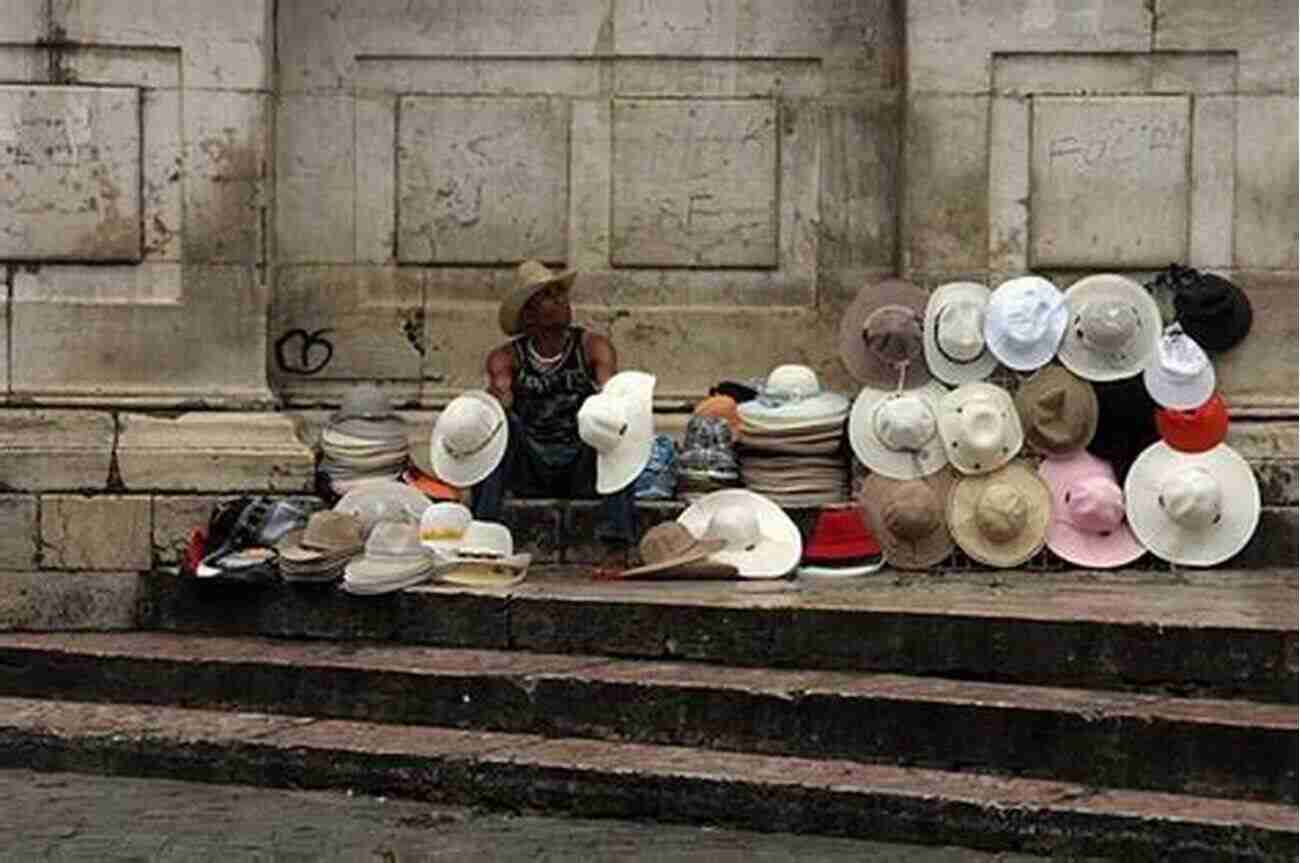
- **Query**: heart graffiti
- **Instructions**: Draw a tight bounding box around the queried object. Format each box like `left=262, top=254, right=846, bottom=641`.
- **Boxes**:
left=275, top=328, right=335, bottom=376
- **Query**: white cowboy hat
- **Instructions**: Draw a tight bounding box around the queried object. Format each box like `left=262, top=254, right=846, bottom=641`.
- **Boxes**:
left=848, top=380, right=949, bottom=480
left=984, top=276, right=1069, bottom=371
left=1124, top=442, right=1260, bottom=567
left=430, top=520, right=531, bottom=587
left=429, top=390, right=509, bottom=488
left=946, top=461, right=1051, bottom=568
left=577, top=370, right=656, bottom=494
left=937, top=382, right=1024, bottom=475
left=1058, top=274, right=1162, bottom=382
left=677, top=489, right=802, bottom=579
left=923, top=281, right=998, bottom=385
left=1142, top=324, right=1216, bottom=409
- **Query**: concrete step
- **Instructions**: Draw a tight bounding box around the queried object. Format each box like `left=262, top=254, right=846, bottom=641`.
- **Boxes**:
left=139, top=567, right=1299, bottom=702
left=0, top=632, right=1291, bottom=803
left=0, top=695, right=1291, bottom=862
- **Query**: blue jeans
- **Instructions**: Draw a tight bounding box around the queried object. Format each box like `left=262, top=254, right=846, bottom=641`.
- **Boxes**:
left=471, top=411, right=637, bottom=546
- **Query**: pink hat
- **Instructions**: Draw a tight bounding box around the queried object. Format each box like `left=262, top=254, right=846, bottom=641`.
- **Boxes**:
left=1038, top=451, right=1145, bottom=569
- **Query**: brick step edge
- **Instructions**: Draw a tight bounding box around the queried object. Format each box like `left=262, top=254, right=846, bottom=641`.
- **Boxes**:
left=0, top=696, right=1292, bottom=862
left=0, top=632, right=1292, bottom=804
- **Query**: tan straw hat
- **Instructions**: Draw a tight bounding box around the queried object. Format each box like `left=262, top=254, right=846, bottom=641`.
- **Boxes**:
left=499, top=259, right=577, bottom=336
left=858, top=467, right=957, bottom=570
left=621, top=522, right=728, bottom=577
left=946, top=461, right=1051, bottom=568
left=1014, top=364, right=1098, bottom=458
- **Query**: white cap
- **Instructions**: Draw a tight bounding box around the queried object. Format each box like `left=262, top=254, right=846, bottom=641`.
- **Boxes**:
left=1142, top=325, right=1215, bottom=409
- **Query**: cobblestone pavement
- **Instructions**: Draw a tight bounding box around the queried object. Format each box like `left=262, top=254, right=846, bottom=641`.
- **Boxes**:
left=0, top=769, right=1084, bottom=862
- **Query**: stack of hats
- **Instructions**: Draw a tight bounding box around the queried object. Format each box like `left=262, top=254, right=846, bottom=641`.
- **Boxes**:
left=320, top=384, right=410, bottom=497
left=420, top=503, right=531, bottom=587
left=275, top=510, right=366, bottom=584
left=342, top=520, right=440, bottom=595
left=676, top=414, right=742, bottom=502
left=735, top=364, right=851, bottom=507
left=796, top=506, right=883, bottom=578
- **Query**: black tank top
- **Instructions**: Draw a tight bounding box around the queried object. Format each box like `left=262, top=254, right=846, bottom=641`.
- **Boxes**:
left=511, top=327, right=597, bottom=468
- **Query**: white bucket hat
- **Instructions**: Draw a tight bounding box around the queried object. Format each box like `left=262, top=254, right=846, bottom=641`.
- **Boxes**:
left=937, top=382, right=1023, bottom=475
left=984, top=276, right=1069, bottom=371
left=1142, top=324, right=1216, bottom=409
left=577, top=370, right=656, bottom=494
left=946, top=461, right=1051, bottom=568
left=848, top=381, right=950, bottom=480
left=430, top=390, right=508, bottom=488
left=1124, top=442, right=1260, bottom=567
left=677, top=489, right=802, bottom=578
left=1058, top=274, right=1162, bottom=382
left=923, top=282, right=998, bottom=385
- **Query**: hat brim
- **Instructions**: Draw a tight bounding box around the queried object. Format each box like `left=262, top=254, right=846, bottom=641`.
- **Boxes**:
left=839, top=279, right=932, bottom=388
left=1142, top=364, right=1216, bottom=410
left=859, top=469, right=956, bottom=569
left=429, top=391, right=509, bottom=488
left=1123, top=442, right=1259, bottom=567
left=433, top=553, right=531, bottom=587
left=621, top=537, right=728, bottom=576
left=1058, top=275, right=1163, bottom=382
left=797, top=560, right=885, bottom=578
left=593, top=371, right=657, bottom=495
left=923, top=282, right=999, bottom=385
left=499, top=269, right=576, bottom=336
left=737, top=393, right=851, bottom=430
left=1014, top=365, right=1099, bottom=457
left=937, top=383, right=1024, bottom=476
left=417, top=503, right=475, bottom=554
left=984, top=277, right=1069, bottom=371
left=947, top=462, right=1051, bottom=568
left=677, top=489, right=802, bottom=578
left=1037, top=454, right=1145, bottom=569
left=848, top=381, right=950, bottom=481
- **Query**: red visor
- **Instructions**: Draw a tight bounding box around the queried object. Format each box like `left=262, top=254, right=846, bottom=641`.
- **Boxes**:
left=1155, top=393, right=1229, bottom=453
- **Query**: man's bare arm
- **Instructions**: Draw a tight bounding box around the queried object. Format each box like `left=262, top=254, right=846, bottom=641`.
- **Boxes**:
left=485, top=345, right=515, bottom=409
left=584, top=331, right=618, bottom=388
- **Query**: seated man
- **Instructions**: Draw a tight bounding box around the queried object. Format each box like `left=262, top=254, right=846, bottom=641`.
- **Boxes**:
left=470, top=260, right=637, bottom=565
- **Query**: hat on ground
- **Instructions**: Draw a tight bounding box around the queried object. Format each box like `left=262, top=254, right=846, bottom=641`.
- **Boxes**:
left=578, top=370, right=656, bottom=494
left=1124, top=442, right=1260, bottom=567
left=678, top=489, right=803, bottom=579
left=499, top=260, right=577, bottom=336
left=621, top=522, right=728, bottom=577
left=1038, top=451, right=1144, bottom=569
left=1014, top=364, right=1098, bottom=458
left=947, top=461, right=1051, bottom=568
left=848, top=381, right=950, bottom=480
left=1155, top=392, right=1230, bottom=454
left=923, top=281, right=998, bottom=385
left=431, top=520, right=531, bottom=587
left=430, top=390, right=509, bottom=489
left=1086, top=377, right=1160, bottom=483
left=984, top=276, right=1069, bottom=371
left=342, top=520, right=438, bottom=595
left=858, top=468, right=957, bottom=570
left=1057, top=274, right=1162, bottom=382
left=937, top=382, right=1023, bottom=475
left=839, top=279, right=932, bottom=389
left=334, top=479, right=433, bottom=538
left=1172, top=268, right=1253, bottom=353
left=1143, top=324, right=1215, bottom=410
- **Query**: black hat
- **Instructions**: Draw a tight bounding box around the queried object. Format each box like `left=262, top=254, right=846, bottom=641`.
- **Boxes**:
left=1155, top=265, right=1253, bottom=354
left=1085, top=376, right=1160, bottom=485
left=710, top=380, right=759, bottom=404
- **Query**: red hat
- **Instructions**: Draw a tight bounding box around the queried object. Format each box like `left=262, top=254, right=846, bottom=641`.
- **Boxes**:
left=802, top=507, right=882, bottom=563
left=1155, top=393, right=1229, bottom=453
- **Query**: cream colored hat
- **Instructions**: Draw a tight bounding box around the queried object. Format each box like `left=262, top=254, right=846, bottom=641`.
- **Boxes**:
left=499, top=260, right=576, bottom=336
left=430, top=390, right=509, bottom=488
left=984, top=276, right=1069, bottom=371
left=937, top=382, right=1023, bottom=475
left=923, top=282, right=998, bottom=385
left=678, top=489, right=802, bottom=579
left=1058, top=274, right=1162, bottom=382
left=577, top=370, right=656, bottom=494
left=1124, top=442, right=1260, bottom=567
left=1142, top=324, right=1216, bottom=410
left=947, top=461, right=1051, bottom=568
left=858, top=468, right=957, bottom=570
left=417, top=502, right=473, bottom=554
left=431, top=520, right=531, bottom=587
left=847, top=380, right=950, bottom=480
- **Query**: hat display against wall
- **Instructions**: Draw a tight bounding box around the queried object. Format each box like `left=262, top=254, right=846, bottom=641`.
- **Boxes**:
left=1014, top=364, right=1098, bottom=458
left=1038, top=451, right=1144, bottom=569
left=621, top=521, right=728, bottom=577
left=858, top=468, right=957, bottom=570
left=937, top=382, right=1023, bottom=475
left=499, top=259, right=576, bottom=336
left=678, top=489, right=803, bottom=578
left=984, top=276, right=1069, bottom=371
left=848, top=381, right=950, bottom=480
left=1086, top=376, right=1160, bottom=483
left=431, top=520, right=531, bottom=587
left=923, top=281, right=998, bottom=385
left=1124, top=442, right=1260, bottom=567
left=947, top=461, right=1051, bottom=568
left=839, top=279, right=932, bottom=389
left=1057, top=274, right=1162, bottom=382
left=430, top=390, right=509, bottom=488
left=1155, top=392, right=1230, bottom=454
left=577, top=370, right=656, bottom=494
left=1173, top=270, right=1253, bottom=353
left=1142, top=325, right=1216, bottom=409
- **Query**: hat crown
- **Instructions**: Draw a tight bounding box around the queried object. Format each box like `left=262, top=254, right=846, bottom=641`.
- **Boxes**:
left=365, top=521, right=425, bottom=559
left=807, top=508, right=879, bottom=556
left=883, top=484, right=940, bottom=540
left=936, top=299, right=985, bottom=361
left=338, top=383, right=394, bottom=420
left=302, top=511, right=364, bottom=551
left=702, top=506, right=762, bottom=551
left=1001, top=285, right=1056, bottom=344
left=515, top=259, right=561, bottom=292
left=457, top=520, right=513, bottom=557
left=1079, top=301, right=1138, bottom=349
left=421, top=502, right=472, bottom=542
left=1156, top=328, right=1209, bottom=379
left=874, top=395, right=937, bottom=453
left=440, top=396, right=502, bottom=460
left=683, top=414, right=734, bottom=451
left=763, top=364, right=820, bottom=402
left=638, top=522, right=702, bottom=564
left=975, top=484, right=1028, bottom=543
left=1159, top=467, right=1222, bottom=529
left=577, top=392, right=629, bottom=454
left=863, top=306, right=924, bottom=366
left=1063, top=476, right=1125, bottom=533
left=958, top=397, right=1008, bottom=457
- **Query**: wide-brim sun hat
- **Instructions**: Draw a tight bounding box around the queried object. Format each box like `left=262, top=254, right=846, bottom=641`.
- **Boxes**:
left=1124, top=442, right=1259, bottom=567
left=499, top=259, right=576, bottom=336
left=430, top=390, right=509, bottom=488
left=839, top=279, right=932, bottom=389
left=984, top=276, right=1069, bottom=371
left=947, top=461, right=1051, bottom=568
left=1142, top=325, right=1216, bottom=410
left=622, top=522, right=727, bottom=577
left=923, top=281, right=998, bottom=385
left=848, top=380, right=950, bottom=480
left=937, top=382, right=1023, bottom=475
left=1155, top=393, right=1230, bottom=454
left=678, top=489, right=802, bottom=579
left=577, top=370, right=656, bottom=494
left=1038, top=451, right=1144, bottom=569
left=858, top=468, right=956, bottom=570
left=1057, top=274, right=1162, bottom=382
left=341, top=520, right=437, bottom=594
left=431, top=521, right=531, bottom=587
left=1014, top=364, right=1098, bottom=458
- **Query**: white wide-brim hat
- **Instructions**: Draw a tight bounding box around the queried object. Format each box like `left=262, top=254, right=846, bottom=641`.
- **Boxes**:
left=924, top=281, right=998, bottom=385
left=1124, top=442, right=1260, bottom=567
left=848, top=380, right=950, bottom=480
left=1058, top=274, right=1162, bottom=382
left=1142, top=327, right=1216, bottom=409
left=578, top=370, right=656, bottom=494
left=937, top=382, right=1023, bottom=475
left=678, top=489, right=802, bottom=579
left=984, top=276, right=1069, bottom=371
left=738, top=391, right=851, bottom=430
left=430, top=390, right=509, bottom=488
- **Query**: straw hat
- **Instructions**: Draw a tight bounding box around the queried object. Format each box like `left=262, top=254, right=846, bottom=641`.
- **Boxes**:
left=677, top=489, right=802, bottom=578
left=1142, top=325, right=1215, bottom=410
left=1014, top=365, right=1098, bottom=458
left=1124, top=442, right=1260, bottom=567
left=858, top=468, right=957, bottom=570
left=984, top=276, right=1069, bottom=371
left=937, top=382, right=1023, bottom=475
left=947, top=461, right=1051, bottom=568
left=1155, top=393, right=1229, bottom=454
left=848, top=380, right=950, bottom=480
left=1038, top=451, right=1144, bottom=569
left=839, top=279, right=932, bottom=389
left=923, top=281, right=998, bottom=385
left=1057, top=274, right=1162, bottom=382
left=577, top=370, right=656, bottom=494
left=621, top=522, right=728, bottom=577
left=429, top=390, right=509, bottom=488
left=417, top=502, right=474, bottom=554
left=276, top=510, right=365, bottom=565
left=499, top=260, right=576, bottom=336
left=431, top=520, right=531, bottom=587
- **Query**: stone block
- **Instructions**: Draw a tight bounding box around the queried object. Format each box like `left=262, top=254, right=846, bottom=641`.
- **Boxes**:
left=903, top=96, right=989, bottom=274
left=40, top=496, right=152, bottom=571
left=988, top=96, right=1030, bottom=272
left=1231, top=507, right=1298, bottom=569
left=152, top=496, right=223, bottom=567
left=0, top=497, right=38, bottom=570
left=0, top=572, right=140, bottom=631
left=141, top=88, right=184, bottom=261
left=62, top=45, right=182, bottom=89
left=0, top=411, right=114, bottom=492
left=1234, top=97, right=1298, bottom=270
left=1213, top=272, right=1298, bottom=412
left=397, top=96, right=570, bottom=264
left=561, top=501, right=684, bottom=565
left=0, top=2, right=44, bottom=40
left=275, top=94, right=355, bottom=264
left=612, top=59, right=824, bottom=98
left=0, top=86, right=141, bottom=261
left=356, top=57, right=602, bottom=97
left=117, top=413, right=314, bottom=493
left=993, top=52, right=1236, bottom=98
left=1155, top=0, right=1297, bottom=93
left=355, top=95, right=397, bottom=263
left=569, top=99, right=612, bottom=272
left=819, top=97, right=900, bottom=269
left=1029, top=96, right=1190, bottom=268
left=185, top=91, right=268, bottom=264
left=1188, top=96, right=1236, bottom=269
left=498, top=500, right=561, bottom=564
left=0, top=46, right=44, bottom=82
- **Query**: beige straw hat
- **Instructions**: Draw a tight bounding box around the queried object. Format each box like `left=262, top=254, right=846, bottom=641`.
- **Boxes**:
left=499, top=260, right=577, bottom=336
left=946, top=461, right=1051, bottom=568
